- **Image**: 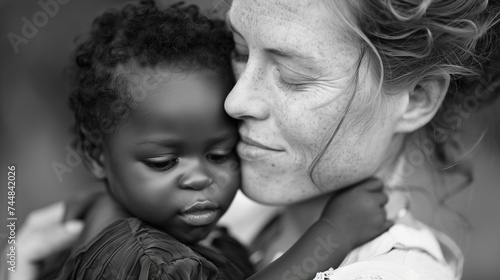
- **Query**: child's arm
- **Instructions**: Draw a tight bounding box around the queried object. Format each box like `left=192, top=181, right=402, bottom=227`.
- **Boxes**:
left=247, top=178, right=392, bottom=280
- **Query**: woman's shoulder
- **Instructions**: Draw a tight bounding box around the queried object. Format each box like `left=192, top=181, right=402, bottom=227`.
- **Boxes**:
left=320, top=213, right=463, bottom=280
left=314, top=250, right=458, bottom=280
left=56, top=217, right=219, bottom=280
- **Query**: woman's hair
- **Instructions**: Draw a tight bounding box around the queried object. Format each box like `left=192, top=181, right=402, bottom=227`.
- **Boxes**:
left=317, top=0, right=500, bottom=228
left=317, top=0, right=499, bottom=173
left=67, top=0, right=234, bottom=159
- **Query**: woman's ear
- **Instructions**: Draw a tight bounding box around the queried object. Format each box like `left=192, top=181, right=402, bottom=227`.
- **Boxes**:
left=394, top=74, right=450, bottom=133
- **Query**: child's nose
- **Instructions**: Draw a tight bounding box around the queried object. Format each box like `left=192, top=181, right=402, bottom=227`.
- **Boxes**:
left=179, top=160, right=214, bottom=190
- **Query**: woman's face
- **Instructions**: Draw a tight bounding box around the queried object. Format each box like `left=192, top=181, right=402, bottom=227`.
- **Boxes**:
left=225, top=0, right=406, bottom=204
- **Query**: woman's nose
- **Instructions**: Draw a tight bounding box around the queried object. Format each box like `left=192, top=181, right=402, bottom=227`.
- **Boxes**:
left=179, top=160, right=214, bottom=190
left=224, top=62, right=270, bottom=120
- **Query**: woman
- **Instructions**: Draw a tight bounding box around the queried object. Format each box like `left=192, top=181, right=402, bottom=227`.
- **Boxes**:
left=224, top=0, right=498, bottom=278
left=7, top=0, right=500, bottom=279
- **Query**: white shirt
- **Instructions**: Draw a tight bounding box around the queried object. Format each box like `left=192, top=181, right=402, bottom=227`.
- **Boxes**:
left=314, top=159, right=464, bottom=280
left=313, top=213, right=463, bottom=280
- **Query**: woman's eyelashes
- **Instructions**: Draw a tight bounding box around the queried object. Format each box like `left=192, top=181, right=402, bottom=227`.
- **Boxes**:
left=145, top=158, right=179, bottom=171
left=274, top=68, right=302, bottom=92
left=231, top=43, right=307, bottom=93
left=231, top=48, right=305, bottom=92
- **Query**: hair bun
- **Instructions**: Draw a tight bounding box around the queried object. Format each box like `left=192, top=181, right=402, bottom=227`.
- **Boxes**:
left=461, top=21, right=500, bottom=107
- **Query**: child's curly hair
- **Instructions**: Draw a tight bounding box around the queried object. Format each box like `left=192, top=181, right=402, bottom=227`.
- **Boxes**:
left=67, top=0, right=234, bottom=157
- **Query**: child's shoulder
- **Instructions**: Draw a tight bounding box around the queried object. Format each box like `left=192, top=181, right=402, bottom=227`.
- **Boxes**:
left=196, top=226, right=255, bottom=279
left=57, top=217, right=219, bottom=280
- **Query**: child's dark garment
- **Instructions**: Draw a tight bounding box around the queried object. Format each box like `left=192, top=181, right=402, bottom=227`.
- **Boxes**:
left=39, top=218, right=253, bottom=280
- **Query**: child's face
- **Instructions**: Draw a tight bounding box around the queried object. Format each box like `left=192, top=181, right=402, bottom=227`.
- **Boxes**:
left=100, top=68, right=239, bottom=243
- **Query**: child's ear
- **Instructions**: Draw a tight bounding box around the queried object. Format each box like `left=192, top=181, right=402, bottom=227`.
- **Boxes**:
left=85, top=147, right=107, bottom=180
left=394, top=74, right=450, bottom=133
left=81, top=127, right=107, bottom=180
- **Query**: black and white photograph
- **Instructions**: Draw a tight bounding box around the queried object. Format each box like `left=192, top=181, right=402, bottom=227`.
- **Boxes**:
left=1, top=0, right=500, bottom=279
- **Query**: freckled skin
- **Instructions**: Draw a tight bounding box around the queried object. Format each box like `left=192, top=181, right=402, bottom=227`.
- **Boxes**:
left=225, top=0, right=407, bottom=205
left=100, top=69, right=240, bottom=244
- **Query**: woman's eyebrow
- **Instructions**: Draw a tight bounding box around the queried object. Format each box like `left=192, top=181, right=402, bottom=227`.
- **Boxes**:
left=227, top=14, right=312, bottom=60
left=265, top=47, right=312, bottom=60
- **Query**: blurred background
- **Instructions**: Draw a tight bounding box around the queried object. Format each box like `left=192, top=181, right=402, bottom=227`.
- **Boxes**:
left=0, top=0, right=499, bottom=279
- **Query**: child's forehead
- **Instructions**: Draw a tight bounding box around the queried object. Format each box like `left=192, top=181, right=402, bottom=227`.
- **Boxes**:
left=114, top=63, right=175, bottom=88
left=111, top=65, right=236, bottom=145
left=114, top=63, right=227, bottom=93
left=114, top=63, right=228, bottom=114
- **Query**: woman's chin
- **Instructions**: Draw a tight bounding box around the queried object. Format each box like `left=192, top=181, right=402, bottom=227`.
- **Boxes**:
left=239, top=165, right=322, bottom=205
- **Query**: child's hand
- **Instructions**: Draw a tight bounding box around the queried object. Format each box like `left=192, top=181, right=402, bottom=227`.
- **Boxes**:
left=320, top=178, right=392, bottom=249
left=245, top=179, right=392, bottom=280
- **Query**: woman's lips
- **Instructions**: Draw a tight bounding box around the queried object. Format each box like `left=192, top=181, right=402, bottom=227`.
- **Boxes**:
left=179, top=201, right=219, bottom=226
left=237, top=136, right=284, bottom=160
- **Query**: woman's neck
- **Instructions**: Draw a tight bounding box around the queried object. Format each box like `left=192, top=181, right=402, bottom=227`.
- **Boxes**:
left=282, top=139, right=406, bottom=245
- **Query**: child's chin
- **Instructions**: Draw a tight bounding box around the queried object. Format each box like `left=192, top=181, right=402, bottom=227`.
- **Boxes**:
left=174, top=224, right=214, bottom=244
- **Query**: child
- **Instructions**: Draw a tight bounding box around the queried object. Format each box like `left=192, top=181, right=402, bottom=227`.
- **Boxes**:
left=39, top=1, right=390, bottom=279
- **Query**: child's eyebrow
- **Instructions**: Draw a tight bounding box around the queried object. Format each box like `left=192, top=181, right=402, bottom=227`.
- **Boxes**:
left=207, top=132, right=239, bottom=146
left=134, top=132, right=237, bottom=147
left=135, top=138, right=181, bottom=146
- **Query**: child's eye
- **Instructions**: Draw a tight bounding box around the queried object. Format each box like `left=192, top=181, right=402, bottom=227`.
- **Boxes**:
left=145, top=158, right=179, bottom=171
left=231, top=51, right=248, bottom=80
left=207, top=153, right=232, bottom=164
left=231, top=50, right=249, bottom=64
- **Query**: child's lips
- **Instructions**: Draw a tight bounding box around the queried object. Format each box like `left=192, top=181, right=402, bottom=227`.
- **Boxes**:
left=180, top=201, right=219, bottom=226
left=179, top=209, right=219, bottom=226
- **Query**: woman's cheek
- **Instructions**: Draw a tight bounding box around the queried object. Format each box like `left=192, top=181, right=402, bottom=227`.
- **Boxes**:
left=278, top=97, right=347, bottom=163
left=312, top=138, right=367, bottom=190
left=311, top=112, right=393, bottom=191
left=276, top=84, right=379, bottom=191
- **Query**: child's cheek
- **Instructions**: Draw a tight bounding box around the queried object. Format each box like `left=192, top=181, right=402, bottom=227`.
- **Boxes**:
left=207, top=161, right=241, bottom=208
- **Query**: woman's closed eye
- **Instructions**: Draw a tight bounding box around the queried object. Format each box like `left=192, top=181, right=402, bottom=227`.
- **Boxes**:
left=274, top=68, right=303, bottom=92
left=144, top=158, right=179, bottom=171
